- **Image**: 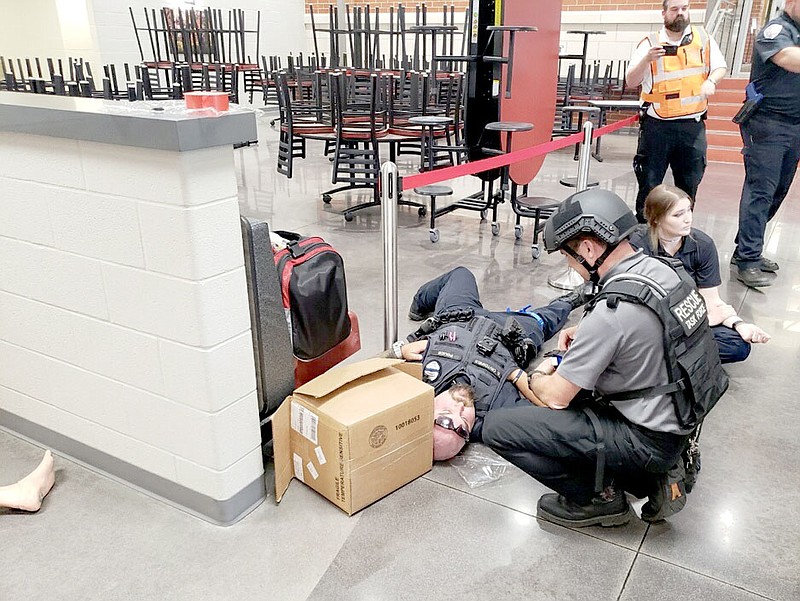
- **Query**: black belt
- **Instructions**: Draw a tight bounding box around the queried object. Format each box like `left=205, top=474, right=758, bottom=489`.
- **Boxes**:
left=644, top=114, right=705, bottom=123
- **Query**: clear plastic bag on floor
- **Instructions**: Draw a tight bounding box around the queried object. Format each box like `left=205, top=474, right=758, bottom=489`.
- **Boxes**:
left=449, top=444, right=509, bottom=488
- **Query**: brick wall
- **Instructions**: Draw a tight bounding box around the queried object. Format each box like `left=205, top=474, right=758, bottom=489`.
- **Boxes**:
left=743, top=0, right=767, bottom=63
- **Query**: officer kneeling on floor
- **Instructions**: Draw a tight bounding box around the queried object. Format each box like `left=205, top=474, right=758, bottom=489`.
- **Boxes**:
left=481, top=188, right=729, bottom=527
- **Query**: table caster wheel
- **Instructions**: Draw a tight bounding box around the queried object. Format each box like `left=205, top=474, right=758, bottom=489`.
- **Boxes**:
left=344, top=212, right=354, bottom=222
left=322, top=193, right=332, bottom=204
left=514, top=225, right=523, bottom=240
left=429, top=228, right=440, bottom=243
left=491, top=222, right=500, bottom=236
left=418, top=206, right=427, bottom=217
left=531, top=244, right=542, bottom=259
left=480, top=210, right=487, bottom=221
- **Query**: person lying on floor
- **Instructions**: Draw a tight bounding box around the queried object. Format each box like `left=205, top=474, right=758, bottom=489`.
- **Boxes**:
left=630, top=184, right=770, bottom=363
left=385, top=266, right=590, bottom=461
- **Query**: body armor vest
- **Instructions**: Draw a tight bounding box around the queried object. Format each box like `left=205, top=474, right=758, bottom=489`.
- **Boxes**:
left=420, top=315, right=520, bottom=419
left=585, top=257, right=729, bottom=430
left=641, top=26, right=711, bottom=119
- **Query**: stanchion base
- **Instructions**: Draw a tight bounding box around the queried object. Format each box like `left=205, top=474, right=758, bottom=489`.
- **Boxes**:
left=548, top=267, right=586, bottom=290
left=559, top=177, right=599, bottom=188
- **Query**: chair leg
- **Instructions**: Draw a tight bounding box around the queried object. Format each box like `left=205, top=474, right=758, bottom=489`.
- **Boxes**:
left=429, top=196, right=439, bottom=243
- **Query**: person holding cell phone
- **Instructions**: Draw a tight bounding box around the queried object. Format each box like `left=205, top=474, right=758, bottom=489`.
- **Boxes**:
left=625, top=0, right=727, bottom=223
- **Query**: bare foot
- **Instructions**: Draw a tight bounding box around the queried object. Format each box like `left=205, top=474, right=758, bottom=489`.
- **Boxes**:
left=13, top=451, right=56, bottom=512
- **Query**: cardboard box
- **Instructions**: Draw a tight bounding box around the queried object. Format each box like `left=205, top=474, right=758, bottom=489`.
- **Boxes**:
left=274, top=358, right=434, bottom=515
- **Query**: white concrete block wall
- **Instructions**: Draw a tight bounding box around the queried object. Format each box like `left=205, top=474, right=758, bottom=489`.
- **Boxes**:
left=0, top=131, right=262, bottom=505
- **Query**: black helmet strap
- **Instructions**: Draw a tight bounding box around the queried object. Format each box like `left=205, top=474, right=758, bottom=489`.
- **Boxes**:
left=562, top=239, right=618, bottom=284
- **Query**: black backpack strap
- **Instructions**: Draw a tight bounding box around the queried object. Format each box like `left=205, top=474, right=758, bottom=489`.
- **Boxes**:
left=603, top=380, right=685, bottom=402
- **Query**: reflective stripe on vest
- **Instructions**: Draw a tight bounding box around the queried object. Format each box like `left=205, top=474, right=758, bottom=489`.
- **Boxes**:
left=641, top=26, right=711, bottom=119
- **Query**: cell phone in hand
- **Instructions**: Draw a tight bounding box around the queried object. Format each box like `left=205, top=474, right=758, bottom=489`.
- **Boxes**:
left=662, top=44, right=678, bottom=56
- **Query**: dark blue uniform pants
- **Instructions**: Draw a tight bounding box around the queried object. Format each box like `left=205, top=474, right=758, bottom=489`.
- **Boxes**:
left=411, top=266, right=572, bottom=349
left=713, top=325, right=750, bottom=364
left=633, top=116, right=707, bottom=223
left=734, top=112, right=800, bottom=267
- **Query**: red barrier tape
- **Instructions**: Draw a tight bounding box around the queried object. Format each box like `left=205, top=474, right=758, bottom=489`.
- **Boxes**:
left=401, top=113, right=640, bottom=191
left=593, top=113, right=639, bottom=139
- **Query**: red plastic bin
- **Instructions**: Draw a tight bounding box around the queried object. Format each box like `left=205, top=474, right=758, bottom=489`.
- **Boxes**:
left=293, top=311, right=361, bottom=387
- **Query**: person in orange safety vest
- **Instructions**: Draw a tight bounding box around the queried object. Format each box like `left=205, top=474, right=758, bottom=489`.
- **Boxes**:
left=626, top=0, right=727, bottom=223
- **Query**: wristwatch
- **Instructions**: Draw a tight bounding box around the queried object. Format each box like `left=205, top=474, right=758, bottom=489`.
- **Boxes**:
left=391, top=340, right=406, bottom=359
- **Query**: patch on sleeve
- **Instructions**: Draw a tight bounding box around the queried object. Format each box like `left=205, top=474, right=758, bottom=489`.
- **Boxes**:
left=763, top=23, right=783, bottom=40
left=423, top=360, right=442, bottom=383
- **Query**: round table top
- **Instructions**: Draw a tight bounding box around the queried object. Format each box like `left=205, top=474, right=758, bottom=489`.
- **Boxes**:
left=566, top=30, right=607, bottom=35
left=408, top=25, right=459, bottom=33
left=562, top=105, right=601, bottom=114
left=408, top=115, right=454, bottom=126
left=414, top=185, right=454, bottom=196
left=485, top=121, right=533, bottom=132
left=486, top=25, right=538, bottom=32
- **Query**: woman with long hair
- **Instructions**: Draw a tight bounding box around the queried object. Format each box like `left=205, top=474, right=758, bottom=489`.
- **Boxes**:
left=631, top=184, right=770, bottom=363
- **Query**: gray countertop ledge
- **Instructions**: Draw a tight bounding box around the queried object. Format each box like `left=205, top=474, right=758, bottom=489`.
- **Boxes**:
left=0, top=92, right=258, bottom=151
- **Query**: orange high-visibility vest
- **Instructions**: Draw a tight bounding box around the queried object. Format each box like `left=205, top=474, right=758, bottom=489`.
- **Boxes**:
left=641, top=26, right=711, bottom=119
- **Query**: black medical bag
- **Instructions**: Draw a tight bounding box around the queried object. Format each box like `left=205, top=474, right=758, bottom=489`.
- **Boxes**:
left=272, top=231, right=352, bottom=361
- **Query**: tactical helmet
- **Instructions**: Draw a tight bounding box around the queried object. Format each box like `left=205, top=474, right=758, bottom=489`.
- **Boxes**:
left=543, top=188, right=639, bottom=252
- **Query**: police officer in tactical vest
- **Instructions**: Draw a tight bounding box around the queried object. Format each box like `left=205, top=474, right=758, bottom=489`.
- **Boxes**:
left=481, top=189, right=728, bottom=527
left=626, top=0, right=727, bottom=223
left=387, top=266, right=590, bottom=461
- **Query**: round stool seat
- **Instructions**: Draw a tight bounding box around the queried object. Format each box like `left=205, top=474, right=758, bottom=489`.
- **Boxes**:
left=408, top=115, right=454, bottom=126
left=414, top=185, right=453, bottom=197
left=561, top=105, right=601, bottom=115
left=516, top=196, right=559, bottom=210
left=559, top=177, right=600, bottom=188
left=484, top=121, right=533, bottom=132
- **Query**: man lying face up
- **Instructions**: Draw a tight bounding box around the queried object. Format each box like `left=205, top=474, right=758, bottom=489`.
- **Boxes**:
left=386, top=266, right=590, bottom=461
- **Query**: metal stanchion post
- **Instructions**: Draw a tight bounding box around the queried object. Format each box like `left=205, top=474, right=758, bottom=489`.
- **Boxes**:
left=575, top=119, right=593, bottom=191
left=549, top=120, right=594, bottom=290
left=381, top=162, right=400, bottom=348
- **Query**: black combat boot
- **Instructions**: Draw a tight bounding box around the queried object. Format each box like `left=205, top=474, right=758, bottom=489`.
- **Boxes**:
left=537, top=487, right=631, bottom=528
left=640, top=461, right=688, bottom=523
left=736, top=266, right=773, bottom=288
left=730, top=254, right=779, bottom=272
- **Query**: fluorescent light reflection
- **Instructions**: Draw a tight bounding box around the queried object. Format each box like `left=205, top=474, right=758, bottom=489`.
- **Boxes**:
left=718, top=509, right=736, bottom=546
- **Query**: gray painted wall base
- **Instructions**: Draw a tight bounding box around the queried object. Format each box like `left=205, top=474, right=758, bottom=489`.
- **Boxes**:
left=0, top=410, right=266, bottom=526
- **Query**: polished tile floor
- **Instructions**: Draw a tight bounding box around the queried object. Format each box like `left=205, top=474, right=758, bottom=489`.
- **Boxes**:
left=3, top=110, right=799, bottom=601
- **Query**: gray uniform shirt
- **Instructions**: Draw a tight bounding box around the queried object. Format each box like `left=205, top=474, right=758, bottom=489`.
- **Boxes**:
left=557, top=250, right=688, bottom=434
